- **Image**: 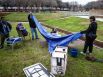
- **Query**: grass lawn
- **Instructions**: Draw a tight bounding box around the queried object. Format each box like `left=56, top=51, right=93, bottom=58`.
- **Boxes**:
left=4, top=12, right=64, bottom=22
left=4, top=12, right=103, bottom=41
left=43, top=17, right=103, bottom=41
left=0, top=21, right=103, bottom=77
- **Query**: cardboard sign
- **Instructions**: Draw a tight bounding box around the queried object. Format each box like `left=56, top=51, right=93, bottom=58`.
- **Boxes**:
left=23, top=63, right=55, bottom=77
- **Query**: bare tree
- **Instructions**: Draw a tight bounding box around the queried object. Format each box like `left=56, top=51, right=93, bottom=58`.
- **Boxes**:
left=57, top=0, right=63, bottom=10
left=84, top=0, right=103, bottom=10
left=0, top=0, right=83, bottom=12
left=1, top=0, right=11, bottom=11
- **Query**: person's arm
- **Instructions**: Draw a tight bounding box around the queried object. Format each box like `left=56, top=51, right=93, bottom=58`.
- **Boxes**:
left=0, top=23, right=2, bottom=32
left=0, top=23, right=2, bottom=34
left=28, top=14, right=30, bottom=21
left=0, top=21, right=5, bottom=34
left=7, top=22, right=12, bottom=30
left=81, top=24, right=91, bottom=34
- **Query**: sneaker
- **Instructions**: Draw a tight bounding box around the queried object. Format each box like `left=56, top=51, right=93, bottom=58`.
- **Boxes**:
left=36, top=38, right=39, bottom=39
left=80, top=52, right=86, bottom=55
left=0, top=45, right=3, bottom=49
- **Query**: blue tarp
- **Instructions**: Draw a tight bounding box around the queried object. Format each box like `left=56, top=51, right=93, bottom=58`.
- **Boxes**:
left=32, top=16, right=82, bottom=53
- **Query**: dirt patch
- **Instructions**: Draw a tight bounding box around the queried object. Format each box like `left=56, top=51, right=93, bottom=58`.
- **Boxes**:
left=69, top=39, right=84, bottom=48
left=97, top=30, right=103, bottom=35
left=0, top=12, right=10, bottom=17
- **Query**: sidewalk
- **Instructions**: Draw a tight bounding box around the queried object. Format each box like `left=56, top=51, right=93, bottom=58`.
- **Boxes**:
left=76, top=16, right=103, bottom=22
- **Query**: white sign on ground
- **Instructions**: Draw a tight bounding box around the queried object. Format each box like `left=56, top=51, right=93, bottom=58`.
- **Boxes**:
left=23, top=63, right=55, bottom=77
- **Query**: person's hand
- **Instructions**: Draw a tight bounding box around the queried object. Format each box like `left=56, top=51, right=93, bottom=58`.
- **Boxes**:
left=80, top=31, right=83, bottom=34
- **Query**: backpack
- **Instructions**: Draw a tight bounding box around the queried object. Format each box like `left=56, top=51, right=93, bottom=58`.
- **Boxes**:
left=21, top=29, right=28, bottom=36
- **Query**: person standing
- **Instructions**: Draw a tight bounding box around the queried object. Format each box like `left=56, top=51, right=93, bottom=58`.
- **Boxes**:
left=28, top=12, right=38, bottom=40
left=0, top=17, right=12, bottom=49
left=80, top=16, right=97, bottom=56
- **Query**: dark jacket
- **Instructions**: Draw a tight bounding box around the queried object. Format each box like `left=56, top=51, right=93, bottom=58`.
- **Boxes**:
left=81, top=21, right=97, bottom=37
left=28, top=14, right=36, bottom=28
left=0, top=20, right=12, bottom=35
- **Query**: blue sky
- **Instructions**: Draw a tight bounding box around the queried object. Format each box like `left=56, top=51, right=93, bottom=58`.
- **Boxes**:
left=62, top=0, right=97, bottom=5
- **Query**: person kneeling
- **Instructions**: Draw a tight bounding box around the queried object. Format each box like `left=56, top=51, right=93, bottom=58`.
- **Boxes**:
left=51, top=28, right=61, bottom=37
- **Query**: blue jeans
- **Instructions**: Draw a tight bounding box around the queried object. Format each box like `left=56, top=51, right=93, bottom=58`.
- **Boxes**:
left=30, top=28, right=38, bottom=40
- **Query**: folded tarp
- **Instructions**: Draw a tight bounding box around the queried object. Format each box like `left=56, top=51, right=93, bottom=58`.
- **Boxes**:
left=32, top=16, right=82, bottom=53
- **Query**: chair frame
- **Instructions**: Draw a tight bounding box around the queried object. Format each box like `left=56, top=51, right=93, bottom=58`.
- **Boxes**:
left=5, top=37, right=23, bottom=51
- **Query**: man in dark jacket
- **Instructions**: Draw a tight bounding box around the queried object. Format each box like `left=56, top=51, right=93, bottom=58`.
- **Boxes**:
left=0, top=17, right=12, bottom=49
left=28, top=12, right=38, bottom=40
left=80, top=16, right=97, bottom=56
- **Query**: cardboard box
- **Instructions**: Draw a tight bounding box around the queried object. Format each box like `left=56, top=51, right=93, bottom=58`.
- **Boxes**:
left=51, top=46, right=68, bottom=76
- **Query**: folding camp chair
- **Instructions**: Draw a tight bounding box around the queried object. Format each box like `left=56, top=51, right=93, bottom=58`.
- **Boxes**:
left=5, top=37, right=23, bottom=51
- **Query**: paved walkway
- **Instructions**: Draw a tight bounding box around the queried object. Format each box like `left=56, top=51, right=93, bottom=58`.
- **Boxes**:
left=76, top=16, right=103, bottom=22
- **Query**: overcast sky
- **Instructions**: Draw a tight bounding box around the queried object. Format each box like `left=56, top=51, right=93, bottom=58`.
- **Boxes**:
left=62, top=0, right=97, bottom=5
